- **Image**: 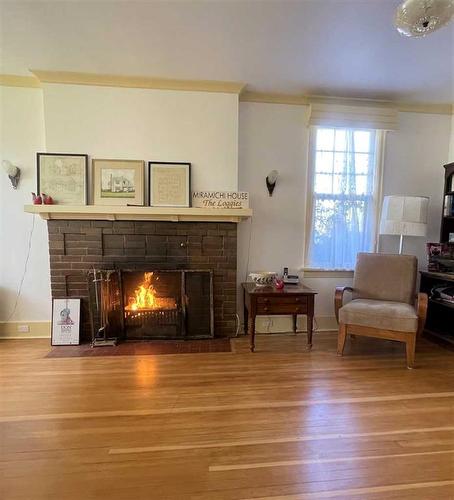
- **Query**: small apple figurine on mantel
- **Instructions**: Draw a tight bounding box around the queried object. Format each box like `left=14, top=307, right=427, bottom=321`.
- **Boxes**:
left=31, top=192, right=42, bottom=205
left=274, top=277, right=285, bottom=290
left=42, top=193, right=54, bottom=205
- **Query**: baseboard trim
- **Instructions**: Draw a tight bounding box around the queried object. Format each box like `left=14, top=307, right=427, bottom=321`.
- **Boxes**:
left=0, top=317, right=339, bottom=339
left=0, top=321, right=51, bottom=339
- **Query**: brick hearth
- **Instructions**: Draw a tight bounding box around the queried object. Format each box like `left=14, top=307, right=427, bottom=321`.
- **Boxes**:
left=47, top=220, right=237, bottom=341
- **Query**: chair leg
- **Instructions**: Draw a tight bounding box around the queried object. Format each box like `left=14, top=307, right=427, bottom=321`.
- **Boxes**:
left=405, top=335, right=416, bottom=369
left=337, top=323, right=347, bottom=356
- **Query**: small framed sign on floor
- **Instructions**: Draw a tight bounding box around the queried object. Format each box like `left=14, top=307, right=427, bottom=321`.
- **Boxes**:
left=51, top=298, right=81, bottom=346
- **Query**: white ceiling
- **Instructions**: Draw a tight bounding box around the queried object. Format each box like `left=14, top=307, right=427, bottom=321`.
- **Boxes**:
left=1, top=0, right=453, bottom=103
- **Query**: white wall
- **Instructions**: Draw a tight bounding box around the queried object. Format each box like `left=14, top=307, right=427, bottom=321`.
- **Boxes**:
left=449, top=114, right=454, bottom=162
left=42, top=84, right=239, bottom=194
left=380, top=112, right=452, bottom=264
left=238, top=103, right=452, bottom=332
left=0, top=86, right=50, bottom=322
left=238, top=102, right=308, bottom=279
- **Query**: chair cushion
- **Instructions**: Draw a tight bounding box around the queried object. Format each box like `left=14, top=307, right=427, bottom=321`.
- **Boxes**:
left=353, top=253, right=417, bottom=304
left=339, top=299, right=418, bottom=332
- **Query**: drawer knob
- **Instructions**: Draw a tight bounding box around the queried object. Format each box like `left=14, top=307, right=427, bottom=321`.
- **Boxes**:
left=264, top=298, right=269, bottom=303
left=295, top=298, right=300, bottom=302
left=263, top=307, right=269, bottom=312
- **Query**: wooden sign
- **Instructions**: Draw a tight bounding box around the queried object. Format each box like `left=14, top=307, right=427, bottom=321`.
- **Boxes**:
left=192, top=191, right=249, bottom=209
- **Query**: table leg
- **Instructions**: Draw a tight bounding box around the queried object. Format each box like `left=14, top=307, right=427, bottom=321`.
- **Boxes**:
left=243, top=305, right=248, bottom=335
left=293, top=314, right=297, bottom=335
left=249, top=313, right=255, bottom=352
left=307, top=314, right=313, bottom=349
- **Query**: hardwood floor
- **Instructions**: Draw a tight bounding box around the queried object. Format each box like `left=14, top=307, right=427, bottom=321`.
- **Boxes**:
left=1, top=333, right=454, bottom=499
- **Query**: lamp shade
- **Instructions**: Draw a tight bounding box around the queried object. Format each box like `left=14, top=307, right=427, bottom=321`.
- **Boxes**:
left=380, top=196, right=429, bottom=237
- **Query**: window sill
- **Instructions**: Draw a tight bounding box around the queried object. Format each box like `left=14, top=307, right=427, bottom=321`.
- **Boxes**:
left=301, top=268, right=354, bottom=278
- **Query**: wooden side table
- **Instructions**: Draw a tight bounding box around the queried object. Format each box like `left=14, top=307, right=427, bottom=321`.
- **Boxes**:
left=242, top=282, right=317, bottom=352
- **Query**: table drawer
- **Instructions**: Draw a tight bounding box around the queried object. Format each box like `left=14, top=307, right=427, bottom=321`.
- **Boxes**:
left=256, top=296, right=308, bottom=315
left=257, top=296, right=307, bottom=306
left=257, top=303, right=307, bottom=314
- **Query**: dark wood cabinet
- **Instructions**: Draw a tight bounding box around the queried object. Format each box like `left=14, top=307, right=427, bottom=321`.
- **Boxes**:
left=419, top=163, right=454, bottom=347
left=420, top=271, right=454, bottom=346
left=440, top=162, right=454, bottom=243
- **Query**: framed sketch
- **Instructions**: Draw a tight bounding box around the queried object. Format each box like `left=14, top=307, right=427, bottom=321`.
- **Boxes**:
left=93, top=159, right=144, bottom=206
left=37, top=153, right=88, bottom=205
left=51, top=298, right=81, bottom=346
left=149, top=162, right=191, bottom=207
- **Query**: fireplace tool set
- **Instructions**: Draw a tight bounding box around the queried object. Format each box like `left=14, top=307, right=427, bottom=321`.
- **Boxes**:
left=88, top=268, right=119, bottom=347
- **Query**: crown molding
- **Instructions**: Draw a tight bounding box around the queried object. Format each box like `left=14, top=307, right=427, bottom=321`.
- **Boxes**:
left=396, top=102, right=453, bottom=115
left=29, top=70, right=246, bottom=94
left=0, top=74, right=41, bottom=88
left=241, top=91, right=453, bottom=115
left=1, top=72, right=452, bottom=114
left=240, top=91, right=309, bottom=106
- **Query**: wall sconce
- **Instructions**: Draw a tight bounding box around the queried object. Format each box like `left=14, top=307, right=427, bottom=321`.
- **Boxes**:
left=266, top=170, right=279, bottom=196
left=3, top=160, right=21, bottom=189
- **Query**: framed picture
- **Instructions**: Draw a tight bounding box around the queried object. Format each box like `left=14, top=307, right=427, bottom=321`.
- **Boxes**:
left=149, top=162, right=191, bottom=207
left=37, top=153, right=88, bottom=205
left=93, top=159, right=144, bottom=206
left=51, top=298, right=81, bottom=346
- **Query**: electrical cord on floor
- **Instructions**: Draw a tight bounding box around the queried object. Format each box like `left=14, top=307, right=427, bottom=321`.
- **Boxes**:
left=234, top=313, right=241, bottom=337
left=244, top=216, right=253, bottom=281
left=6, top=214, right=36, bottom=321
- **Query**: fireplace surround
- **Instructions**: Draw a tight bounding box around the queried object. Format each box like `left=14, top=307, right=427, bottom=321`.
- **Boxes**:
left=88, top=268, right=214, bottom=341
left=47, top=220, right=237, bottom=341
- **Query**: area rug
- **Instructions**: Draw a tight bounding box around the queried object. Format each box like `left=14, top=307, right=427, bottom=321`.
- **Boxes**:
left=46, top=339, right=232, bottom=358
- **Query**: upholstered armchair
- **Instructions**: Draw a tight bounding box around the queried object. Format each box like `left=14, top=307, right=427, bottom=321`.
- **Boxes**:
left=334, top=253, right=428, bottom=369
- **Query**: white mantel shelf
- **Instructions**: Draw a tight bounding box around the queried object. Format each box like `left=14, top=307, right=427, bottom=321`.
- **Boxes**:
left=24, top=205, right=253, bottom=223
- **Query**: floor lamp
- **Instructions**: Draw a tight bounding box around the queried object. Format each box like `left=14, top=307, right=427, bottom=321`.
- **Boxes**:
left=379, top=196, right=429, bottom=254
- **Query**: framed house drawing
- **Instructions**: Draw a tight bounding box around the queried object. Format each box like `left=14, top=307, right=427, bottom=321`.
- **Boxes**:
left=149, top=162, right=191, bottom=207
left=51, top=298, right=81, bottom=346
left=37, top=153, right=88, bottom=205
left=92, top=159, right=145, bottom=206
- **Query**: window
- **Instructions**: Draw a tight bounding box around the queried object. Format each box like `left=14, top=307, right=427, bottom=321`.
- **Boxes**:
left=306, top=127, right=383, bottom=270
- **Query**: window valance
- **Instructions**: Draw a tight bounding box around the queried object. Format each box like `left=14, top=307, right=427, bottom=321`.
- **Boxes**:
left=308, top=102, right=398, bottom=131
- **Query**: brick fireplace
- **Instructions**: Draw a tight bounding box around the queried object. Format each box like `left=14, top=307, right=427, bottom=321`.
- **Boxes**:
left=47, top=220, right=237, bottom=341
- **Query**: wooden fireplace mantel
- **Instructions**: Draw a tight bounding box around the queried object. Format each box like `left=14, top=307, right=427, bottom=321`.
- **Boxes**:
left=24, top=205, right=252, bottom=223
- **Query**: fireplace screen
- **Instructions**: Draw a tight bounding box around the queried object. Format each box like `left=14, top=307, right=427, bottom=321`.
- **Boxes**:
left=88, top=269, right=214, bottom=341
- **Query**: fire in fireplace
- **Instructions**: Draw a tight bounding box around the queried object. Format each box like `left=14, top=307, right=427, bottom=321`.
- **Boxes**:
left=123, top=270, right=182, bottom=339
left=88, top=269, right=214, bottom=343
left=125, top=272, right=177, bottom=312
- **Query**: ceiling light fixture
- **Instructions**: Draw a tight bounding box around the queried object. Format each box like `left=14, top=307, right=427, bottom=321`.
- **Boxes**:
left=395, top=0, right=454, bottom=37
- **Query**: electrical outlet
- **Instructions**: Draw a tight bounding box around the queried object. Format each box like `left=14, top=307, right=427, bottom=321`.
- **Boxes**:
left=17, top=324, right=30, bottom=333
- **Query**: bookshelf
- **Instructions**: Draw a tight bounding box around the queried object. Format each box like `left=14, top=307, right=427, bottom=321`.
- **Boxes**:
left=420, top=162, right=454, bottom=347
left=441, top=161, right=454, bottom=243
left=420, top=272, right=454, bottom=346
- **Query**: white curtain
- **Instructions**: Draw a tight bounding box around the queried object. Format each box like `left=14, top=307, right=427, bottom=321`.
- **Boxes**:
left=306, top=128, right=385, bottom=270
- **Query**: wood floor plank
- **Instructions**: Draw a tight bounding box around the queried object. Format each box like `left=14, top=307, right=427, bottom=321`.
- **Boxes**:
left=108, top=425, right=454, bottom=454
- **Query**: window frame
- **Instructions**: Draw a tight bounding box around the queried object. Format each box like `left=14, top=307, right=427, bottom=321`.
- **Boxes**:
left=304, top=125, right=385, bottom=271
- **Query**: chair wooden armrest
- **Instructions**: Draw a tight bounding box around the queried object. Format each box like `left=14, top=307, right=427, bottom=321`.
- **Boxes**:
left=334, top=286, right=353, bottom=323
left=415, top=292, right=428, bottom=337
